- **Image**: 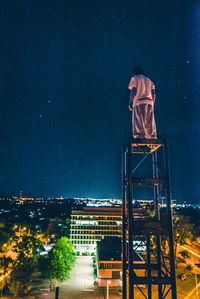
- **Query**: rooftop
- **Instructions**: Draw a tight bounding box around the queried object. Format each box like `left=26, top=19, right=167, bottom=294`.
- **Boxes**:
left=71, top=206, right=122, bottom=216
left=97, top=238, right=143, bottom=262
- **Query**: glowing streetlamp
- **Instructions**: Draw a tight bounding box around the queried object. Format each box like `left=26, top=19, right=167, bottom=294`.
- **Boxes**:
left=107, top=280, right=111, bottom=299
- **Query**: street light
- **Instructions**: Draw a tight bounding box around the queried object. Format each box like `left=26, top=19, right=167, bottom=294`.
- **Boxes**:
left=107, top=280, right=111, bottom=299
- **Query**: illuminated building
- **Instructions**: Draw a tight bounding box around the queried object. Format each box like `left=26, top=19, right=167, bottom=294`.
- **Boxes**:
left=70, top=207, right=122, bottom=253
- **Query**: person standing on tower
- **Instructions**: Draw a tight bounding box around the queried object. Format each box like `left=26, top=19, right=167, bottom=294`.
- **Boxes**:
left=128, top=66, right=157, bottom=139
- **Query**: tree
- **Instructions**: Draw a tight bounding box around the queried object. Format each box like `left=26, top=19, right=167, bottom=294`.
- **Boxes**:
left=7, top=232, right=43, bottom=296
left=173, top=214, right=195, bottom=265
left=45, top=218, right=60, bottom=241
left=179, top=250, right=191, bottom=260
left=11, top=233, right=43, bottom=259
left=0, top=223, right=13, bottom=248
left=0, top=256, right=12, bottom=296
left=8, top=258, right=36, bottom=296
left=41, top=237, right=76, bottom=287
left=0, top=231, right=11, bottom=248
left=45, top=218, right=71, bottom=242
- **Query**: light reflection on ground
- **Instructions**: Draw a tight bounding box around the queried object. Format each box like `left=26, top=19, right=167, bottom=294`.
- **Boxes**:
left=61, top=256, right=94, bottom=291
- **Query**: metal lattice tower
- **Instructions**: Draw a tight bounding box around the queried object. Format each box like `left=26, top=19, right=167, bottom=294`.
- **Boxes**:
left=122, top=138, right=177, bottom=299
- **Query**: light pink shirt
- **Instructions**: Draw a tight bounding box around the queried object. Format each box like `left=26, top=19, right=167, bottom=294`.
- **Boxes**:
left=128, top=75, right=155, bottom=107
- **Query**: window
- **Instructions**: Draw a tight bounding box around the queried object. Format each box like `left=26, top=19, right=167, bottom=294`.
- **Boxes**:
left=112, top=271, right=120, bottom=279
left=99, top=263, right=105, bottom=269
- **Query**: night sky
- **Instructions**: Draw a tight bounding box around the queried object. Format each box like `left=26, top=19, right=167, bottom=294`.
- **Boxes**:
left=0, top=0, right=199, bottom=203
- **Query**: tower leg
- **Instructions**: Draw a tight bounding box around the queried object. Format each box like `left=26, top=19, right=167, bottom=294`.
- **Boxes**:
left=157, top=235, right=163, bottom=298
left=122, top=149, right=127, bottom=299
left=127, top=145, right=134, bottom=299
left=164, top=140, right=177, bottom=299
left=147, top=235, right=152, bottom=299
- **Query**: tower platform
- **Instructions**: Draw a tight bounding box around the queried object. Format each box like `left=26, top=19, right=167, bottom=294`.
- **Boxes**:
left=131, top=138, right=162, bottom=154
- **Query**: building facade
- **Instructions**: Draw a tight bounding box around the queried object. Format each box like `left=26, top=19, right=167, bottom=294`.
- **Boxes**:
left=70, top=207, right=122, bottom=253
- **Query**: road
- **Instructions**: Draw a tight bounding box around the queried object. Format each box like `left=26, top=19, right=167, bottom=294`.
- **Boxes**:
left=184, top=280, right=200, bottom=299
left=180, top=245, right=200, bottom=260
left=61, top=256, right=94, bottom=291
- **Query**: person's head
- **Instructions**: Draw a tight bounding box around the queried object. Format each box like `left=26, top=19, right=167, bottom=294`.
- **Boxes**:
left=133, top=66, right=144, bottom=75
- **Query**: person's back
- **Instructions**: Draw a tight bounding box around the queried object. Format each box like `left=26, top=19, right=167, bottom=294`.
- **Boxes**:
left=128, top=66, right=157, bottom=139
left=128, top=74, right=155, bottom=107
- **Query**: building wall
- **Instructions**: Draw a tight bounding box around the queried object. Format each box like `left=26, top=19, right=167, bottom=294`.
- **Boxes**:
left=70, top=209, right=122, bottom=253
left=97, top=261, right=122, bottom=287
left=97, top=260, right=145, bottom=287
left=97, top=277, right=121, bottom=287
